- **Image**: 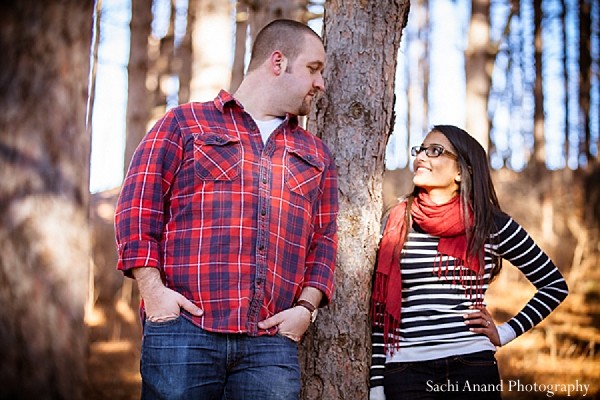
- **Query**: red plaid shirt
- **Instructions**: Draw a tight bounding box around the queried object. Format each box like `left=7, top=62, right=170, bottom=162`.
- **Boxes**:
left=115, top=90, right=338, bottom=335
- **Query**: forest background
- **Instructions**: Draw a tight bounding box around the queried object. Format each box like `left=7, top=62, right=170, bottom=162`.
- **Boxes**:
left=0, top=0, right=599, bottom=399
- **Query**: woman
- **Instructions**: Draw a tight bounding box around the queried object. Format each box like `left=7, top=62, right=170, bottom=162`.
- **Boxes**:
left=369, top=125, right=568, bottom=400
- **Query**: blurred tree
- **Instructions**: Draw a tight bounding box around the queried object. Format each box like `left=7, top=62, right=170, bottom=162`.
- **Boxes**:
left=147, top=0, right=175, bottom=118
left=465, top=0, right=492, bottom=150
left=561, top=0, right=569, bottom=161
left=580, top=0, right=592, bottom=166
left=230, top=1, right=250, bottom=93
left=124, top=0, right=152, bottom=175
left=175, top=0, right=193, bottom=104
left=190, top=0, right=233, bottom=101
left=532, top=0, right=547, bottom=172
left=300, top=1, right=410, bottom=399
left=0, top=1, right=93, bottom=399
left=243, top=0, right=311, bottom=41
left=408, top=0, right=430, bottom=151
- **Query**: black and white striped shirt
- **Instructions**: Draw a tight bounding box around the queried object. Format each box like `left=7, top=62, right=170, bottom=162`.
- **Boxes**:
left=369, top=212, right=568, bottom=389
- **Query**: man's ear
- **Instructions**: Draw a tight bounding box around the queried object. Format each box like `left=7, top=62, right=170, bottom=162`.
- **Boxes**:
left=270, top=51, right=287, bottom=75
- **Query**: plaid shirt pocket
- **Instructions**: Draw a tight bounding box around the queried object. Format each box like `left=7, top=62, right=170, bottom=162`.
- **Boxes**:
left=193, top=132, right=241, bottom=181
left=285, top=147, right=325, bottom=202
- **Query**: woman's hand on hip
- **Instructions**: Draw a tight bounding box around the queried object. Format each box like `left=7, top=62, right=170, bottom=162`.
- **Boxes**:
left=464, top=305, right=500, bottom=346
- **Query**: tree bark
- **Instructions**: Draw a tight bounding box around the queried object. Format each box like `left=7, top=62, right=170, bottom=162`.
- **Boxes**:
left=148, top=0, right=175, bottom=118
left=532, top=0, right=546, bottom=170
left=300, top=1, right=410, bottom=399
left=244, top=0, right=310, bottom=42
left=465, top=0, right=492, bottom=151
left=189, top=0, right=234, bottom=102
left=560, top=0, right=569, bottom=164
left=230, top=2, right=250, bottom=93
left=124, top=0, right=152, bottom=175
left=579, top=0, right=592, bottom=166
left=0, top=1, right=93, bottom=399
left=175, top=0, right=193, bottom=104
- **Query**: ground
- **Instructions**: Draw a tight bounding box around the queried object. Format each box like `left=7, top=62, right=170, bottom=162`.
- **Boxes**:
left=82, top=270, right=600, bottom=400
left=84, top=281, right=142, bottom=400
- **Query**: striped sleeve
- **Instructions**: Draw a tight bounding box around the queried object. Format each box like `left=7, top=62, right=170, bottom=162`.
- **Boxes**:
left=370, top=324, right=386, bottom=389
left=489, top=215, right=569, bottom=339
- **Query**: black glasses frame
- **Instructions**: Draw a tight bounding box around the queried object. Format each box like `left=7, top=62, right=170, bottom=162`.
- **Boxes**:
left=411, top=144, right=458, bottom=160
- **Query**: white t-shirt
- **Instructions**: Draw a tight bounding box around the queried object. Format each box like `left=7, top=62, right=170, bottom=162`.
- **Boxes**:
left=255, top=118, right=284, bottom=144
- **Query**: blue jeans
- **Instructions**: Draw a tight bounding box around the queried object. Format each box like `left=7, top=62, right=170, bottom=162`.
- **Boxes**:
left=140, top=316, right=301, bottom=400
left=384, top=351, right=502, bottom=400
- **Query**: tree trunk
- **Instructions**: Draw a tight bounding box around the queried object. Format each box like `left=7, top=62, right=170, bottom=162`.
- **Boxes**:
left=300, top=1, right=410, bottom=399
left=148, top=0, right=175, bottom=118
left=189, top=0, right=234, bottom=102
left=407, top=0, right=430, bottom=151
left=124, top=0, right=152, bottom=175
left=420, top=0, right=430, bottom=139
left=244, top=0, right=310, bottom=42
left=532, top=0, right=546, bottom=171
left=579, top=0, right=592, bottom=166
left=175, top=0, right=193, bottom=104
left=0, top=1, right=93, bottom=399
left=465, top=0, right=492, bottom=151
left=230, top=1, right=249, bottom=93
left=560, top=0, right=569, bottom=164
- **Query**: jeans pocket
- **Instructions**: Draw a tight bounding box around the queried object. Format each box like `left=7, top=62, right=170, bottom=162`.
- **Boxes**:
left=276, top=332, right=300, bottom=345
left=455, top=351, right=497, bottom=367
left=384, top=362, right=411, bottom=375
left=144, top=314, right=182, bottom=328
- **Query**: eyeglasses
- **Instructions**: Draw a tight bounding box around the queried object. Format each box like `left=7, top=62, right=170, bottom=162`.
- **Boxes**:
left=411, top=145, right=458, bottom=160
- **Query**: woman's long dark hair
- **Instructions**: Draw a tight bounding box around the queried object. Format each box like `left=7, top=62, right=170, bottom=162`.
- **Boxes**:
left=406, top=125, right=504, bottom=278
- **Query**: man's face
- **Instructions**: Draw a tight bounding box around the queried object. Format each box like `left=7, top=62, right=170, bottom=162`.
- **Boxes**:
left=278, top=34, right=325, bottom=116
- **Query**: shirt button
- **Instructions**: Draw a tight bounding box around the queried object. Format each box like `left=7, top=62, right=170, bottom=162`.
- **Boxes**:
left=262, top=177, right=267, bottom=184
left=260, top=209, right=266, bottom=216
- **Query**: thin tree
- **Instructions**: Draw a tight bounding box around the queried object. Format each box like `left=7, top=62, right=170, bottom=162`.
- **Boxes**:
left=0, top=1, right=93, bottom=398
left=420, top=0, right=430, bottom=141
left=230, top=1, right=250, bottom=93
left=300, top=1, right=410, bottom=399
left=175, top=0, right=193, bottom=104
left=579, top=0, right=592, bottom=166
left=148, top=0, right=176, bottom=117
left=561, top=0, right=570, bottom=164
left=465, top=0, right=492, bottom=150
left=243, top=0, right=310, bottom=41
left=189, top=0, right=234, bottom=101
left=407, top=0, right=430, bottom=151
left=532, top=0, right=546, bottom=172
left=124, top=0, right=152, bottom=175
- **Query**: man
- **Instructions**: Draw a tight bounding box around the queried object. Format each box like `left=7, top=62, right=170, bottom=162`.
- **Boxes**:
left=115, top=19, right=338, bottom=399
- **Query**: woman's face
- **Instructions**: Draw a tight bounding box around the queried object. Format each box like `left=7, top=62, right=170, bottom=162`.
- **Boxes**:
left=412, top=131, right=461, bottom=204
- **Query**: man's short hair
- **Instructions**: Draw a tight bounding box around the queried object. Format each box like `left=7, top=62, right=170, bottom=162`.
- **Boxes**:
left=246, top=19, right=322, bottom=72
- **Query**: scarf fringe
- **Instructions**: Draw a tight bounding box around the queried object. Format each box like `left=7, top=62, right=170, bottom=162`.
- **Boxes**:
left=434, top=252, right=485, bottom=306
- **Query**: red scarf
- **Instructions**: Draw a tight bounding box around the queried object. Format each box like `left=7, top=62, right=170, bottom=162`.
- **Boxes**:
left=371, top=192, right=482, bottom=352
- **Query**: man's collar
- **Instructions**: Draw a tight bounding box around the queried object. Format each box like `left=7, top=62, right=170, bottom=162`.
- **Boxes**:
left=214, top=89, right=236, bottom=112
left=214, top=89, right=299, bottom=129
